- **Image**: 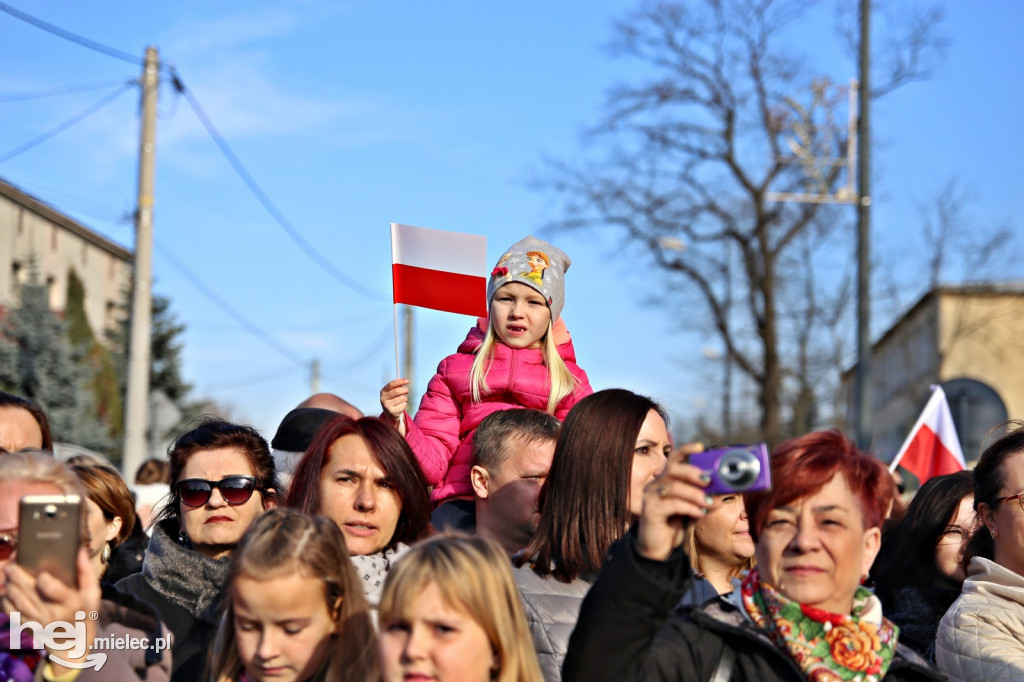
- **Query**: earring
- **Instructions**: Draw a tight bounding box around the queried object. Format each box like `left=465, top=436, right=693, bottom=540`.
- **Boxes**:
left=101, top=542, right=111, bottom=564
left=177, top=529, right=191, bottom=547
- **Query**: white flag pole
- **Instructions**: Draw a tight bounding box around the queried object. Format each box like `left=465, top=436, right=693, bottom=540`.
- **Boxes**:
left=389, top=224, right=405, bottom=431
left=889, top=385, right=942, bottom=473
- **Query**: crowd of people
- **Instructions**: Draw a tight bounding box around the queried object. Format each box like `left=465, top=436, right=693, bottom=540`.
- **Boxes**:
left=0, top=235, right=1022, bottom=681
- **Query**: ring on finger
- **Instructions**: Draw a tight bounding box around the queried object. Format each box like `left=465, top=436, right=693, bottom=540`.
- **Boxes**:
left=656, top=483, right=669, bottom=499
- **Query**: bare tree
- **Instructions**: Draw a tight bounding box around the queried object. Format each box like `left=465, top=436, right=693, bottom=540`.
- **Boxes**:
left=538, top=0, right=943, bottom=444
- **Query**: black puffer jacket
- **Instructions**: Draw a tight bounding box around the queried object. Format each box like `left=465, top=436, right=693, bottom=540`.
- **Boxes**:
left=562, top=532, right=945, bottom=682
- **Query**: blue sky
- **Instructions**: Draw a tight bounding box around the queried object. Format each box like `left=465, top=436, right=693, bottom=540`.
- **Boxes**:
left=0, top=1, right=1021, bottom=444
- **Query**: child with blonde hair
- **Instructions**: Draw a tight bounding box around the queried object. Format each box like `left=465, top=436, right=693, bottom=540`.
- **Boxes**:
left=209, top=509, right=378, bottom=682
left=381, top=236, right=592, bottom=524
left=378, top=534, right=543, bottom=682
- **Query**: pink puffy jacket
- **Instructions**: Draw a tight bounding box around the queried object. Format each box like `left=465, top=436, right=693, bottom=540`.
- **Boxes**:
left=404, top=317, right=592, bottom=504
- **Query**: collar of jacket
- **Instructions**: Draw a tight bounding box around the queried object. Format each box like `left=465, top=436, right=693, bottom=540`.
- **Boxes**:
left=963, top=556, right=1024, bottom=607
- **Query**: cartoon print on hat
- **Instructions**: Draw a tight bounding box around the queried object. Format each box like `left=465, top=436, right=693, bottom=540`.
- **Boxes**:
left=486, top=236, right=570, bottom=322
left=521, top=251, right=550, bottom=284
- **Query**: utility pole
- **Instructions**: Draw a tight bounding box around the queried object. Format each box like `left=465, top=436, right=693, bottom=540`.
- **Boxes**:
left=123, top=46, right=158, bottom=479
left=310, top=358, right=321, bottom=394
left=854, top=0, right=873, bottom=450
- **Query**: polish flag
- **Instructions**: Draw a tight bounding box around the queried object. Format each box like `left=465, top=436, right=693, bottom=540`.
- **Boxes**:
left=391, top=223, right=487, bottom=317
left=888, top=385, right=966, bottom=484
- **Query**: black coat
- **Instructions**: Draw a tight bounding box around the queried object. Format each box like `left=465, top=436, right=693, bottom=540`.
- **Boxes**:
left=562, top=532, right=945, bottom=682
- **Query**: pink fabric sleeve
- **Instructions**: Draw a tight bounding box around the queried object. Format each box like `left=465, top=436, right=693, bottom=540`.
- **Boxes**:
left=403, top=359, right=464, bottom=486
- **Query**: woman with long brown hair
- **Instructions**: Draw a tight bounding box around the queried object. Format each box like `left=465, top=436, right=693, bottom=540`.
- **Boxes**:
left=513, top=388, right=672, bottom=681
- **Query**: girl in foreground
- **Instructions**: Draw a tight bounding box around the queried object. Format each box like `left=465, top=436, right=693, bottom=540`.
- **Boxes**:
left=378, top=534, right=542, bottom=682
left=209, top=508, right=378, bottom=682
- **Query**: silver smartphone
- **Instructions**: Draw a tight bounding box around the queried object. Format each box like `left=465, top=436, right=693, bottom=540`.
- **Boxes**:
left=17, top=494, right=81, bottom=586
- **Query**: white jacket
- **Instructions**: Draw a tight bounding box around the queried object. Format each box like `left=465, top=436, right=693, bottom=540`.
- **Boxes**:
left=935, top=556, right=1024, bottom=681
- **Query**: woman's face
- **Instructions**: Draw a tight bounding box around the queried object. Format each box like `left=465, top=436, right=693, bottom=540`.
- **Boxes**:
left=694, top=493, right=755, bottom=571
left=628, top=410, right=671, bottom=519
left=980, top=451, right=1024, bottom=577
left=84, top=497, right=121, bottom=577
left=755, top=473, right=881, bottom=615
left=379, top=581, right=495, bottom=682
left=233, top=573, right=337, bottom=682
left=178, top=447, right=270, bottom=560
left=934, top=495, right=976, bottom=583
left=318, top=435, right=402, bottom=556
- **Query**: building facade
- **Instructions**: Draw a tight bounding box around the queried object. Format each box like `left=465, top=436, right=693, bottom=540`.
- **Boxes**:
left=0, top=177, right=132, bottom=337
left=844, top=284, right=1024, bottom=464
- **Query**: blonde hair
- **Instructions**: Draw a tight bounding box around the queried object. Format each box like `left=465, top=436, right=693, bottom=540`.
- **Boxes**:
left=379, top=534, right=543, bottom=682
left=209, top=509, right=379, bottom=682
left=469, top=321, right=577, bottom=414
left=682, top=509, right=756, bottom=583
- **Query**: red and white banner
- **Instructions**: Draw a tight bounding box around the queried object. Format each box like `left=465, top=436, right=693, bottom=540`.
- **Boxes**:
left=889, top=385, right=966, bottom=484
left=390, top=223, right=487, bottom=317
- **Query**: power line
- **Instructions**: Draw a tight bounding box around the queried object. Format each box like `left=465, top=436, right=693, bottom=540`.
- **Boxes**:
left=0, top=82, right=135, bottom=164
left=153, top=239, right=308, bottom=368
left=203, top=364, right=304, bottom=392
left=0, top=77, right=135, bottom=103
left=324, top=323, right=393, bottom=375
left=0, top=2, right=145, bottom=66
left=169, top=72, right=387, bottom=304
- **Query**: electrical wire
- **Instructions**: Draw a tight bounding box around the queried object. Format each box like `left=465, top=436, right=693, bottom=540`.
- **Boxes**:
left=0, top=2, right=145, bottom=66
left=0, top=82, right=135, bottom=164
left=324, top=323, right=393, bottom=375
left=169, top=71, right=387, bottom=304
left=1, top=0, right=387, bottom=304
left=0, top=77, right=135, bottom=103
left=153, top=239, right=308, bottom=368
left=202, top=364, right=304, bottom=392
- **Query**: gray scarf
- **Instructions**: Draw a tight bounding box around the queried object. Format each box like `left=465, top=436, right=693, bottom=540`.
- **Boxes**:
left=141, top=519, right=231, bottom=624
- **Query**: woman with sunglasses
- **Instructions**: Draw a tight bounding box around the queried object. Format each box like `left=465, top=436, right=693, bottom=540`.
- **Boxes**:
left=116, top=417, right=277, bottom=682
left=937, top=423, right=1024, bottom=681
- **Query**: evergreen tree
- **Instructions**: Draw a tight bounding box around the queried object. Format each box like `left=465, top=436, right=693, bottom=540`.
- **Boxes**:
left=0, top=262, right=113, bottom=452
left=65, top=269, right=123, bottom=440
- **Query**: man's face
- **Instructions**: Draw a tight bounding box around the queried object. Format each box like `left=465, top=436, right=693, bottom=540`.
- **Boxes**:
left=476, top=435, right=554, bottom=554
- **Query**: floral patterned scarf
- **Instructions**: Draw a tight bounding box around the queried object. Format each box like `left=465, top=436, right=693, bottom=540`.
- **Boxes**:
left=740, top=568, right=899, bottom=682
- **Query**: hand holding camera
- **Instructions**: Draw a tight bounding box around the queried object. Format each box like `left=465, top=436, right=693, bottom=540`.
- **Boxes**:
left=639, top=443, right=771, bottom=562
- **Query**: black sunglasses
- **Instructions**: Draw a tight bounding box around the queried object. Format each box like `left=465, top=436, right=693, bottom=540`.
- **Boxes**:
left=176, top=476, right=260, bottom=508
left=0, top=533, right=15, bottom=561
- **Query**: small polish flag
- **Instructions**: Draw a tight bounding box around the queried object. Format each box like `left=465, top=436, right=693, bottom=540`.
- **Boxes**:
left=390, top=223, right=487, bottom=317
left=889, top=385, right=967, bottom=484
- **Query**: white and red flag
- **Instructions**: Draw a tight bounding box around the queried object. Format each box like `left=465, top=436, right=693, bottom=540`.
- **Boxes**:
left=889, top=385, right=966, bottom=484
left=390, top=223, right=487, bottom=317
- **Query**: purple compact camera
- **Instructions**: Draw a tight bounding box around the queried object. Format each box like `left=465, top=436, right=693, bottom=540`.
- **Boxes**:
left=689, top=443, right=772, bottom=495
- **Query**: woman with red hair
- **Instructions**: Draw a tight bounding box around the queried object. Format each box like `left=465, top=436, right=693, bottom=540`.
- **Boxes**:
left=284, top=415, right=432, bottom=621
left=563, top=430, right=943, bottom=682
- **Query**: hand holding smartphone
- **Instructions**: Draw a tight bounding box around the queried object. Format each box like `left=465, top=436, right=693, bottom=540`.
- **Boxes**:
left=17, top=494, right=81, bottom=587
